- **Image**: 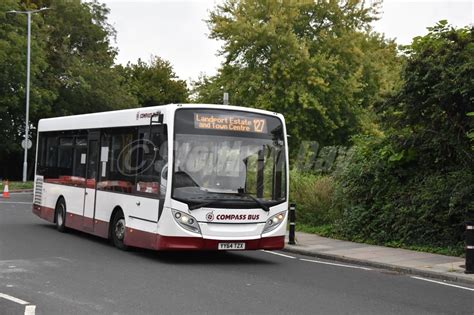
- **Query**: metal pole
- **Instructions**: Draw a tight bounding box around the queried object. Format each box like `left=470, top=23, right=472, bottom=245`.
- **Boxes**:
left=223, top=92, right=229, bottom=105
left=7, top=8, right=49, bottom=181
left=22, top=12, right=31, bottom=183
left=466, top=222, right=474, bottom=274
left=288, top=203, right=296, bottom=245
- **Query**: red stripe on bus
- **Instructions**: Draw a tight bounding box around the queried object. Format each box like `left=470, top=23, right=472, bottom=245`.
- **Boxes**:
left=32, top=204, right=55, bottom=223
left=125, top=230, right=284, bottom=251
left=66, top=212, right=109, bottom=238
left=154, top=235, right=285, bottom=251
left=124, top=228, right=158, bottom=249
left=32, top=205, right=109, bottom=238
left=66, top=212, right=83, bottom=230
left=94, top=220, right=109, bottom=238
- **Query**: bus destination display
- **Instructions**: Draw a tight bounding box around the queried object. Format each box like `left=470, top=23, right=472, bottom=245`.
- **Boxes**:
left=194, top=113, right=268, bottom=133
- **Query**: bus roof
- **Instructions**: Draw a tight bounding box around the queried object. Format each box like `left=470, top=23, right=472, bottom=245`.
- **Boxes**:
left=37, top=104, right=284, bottom=132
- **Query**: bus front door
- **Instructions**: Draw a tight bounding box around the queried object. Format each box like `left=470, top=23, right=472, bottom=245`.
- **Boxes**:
left=83, top=131, right=100, bottom=231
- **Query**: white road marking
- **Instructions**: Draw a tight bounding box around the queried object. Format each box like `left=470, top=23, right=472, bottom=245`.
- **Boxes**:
left=0, top=292, right=29, bottom=305
left=300, top=258, right=372, bottom=271
left=0, top=201, right=32, bottom=205
left=261, top=250, right=296, bottom=259
left=24, top=305, right=36, bottom=315
left=0, top=293, right=36, bottom=315
left=411, top=276, right=474, bottom=292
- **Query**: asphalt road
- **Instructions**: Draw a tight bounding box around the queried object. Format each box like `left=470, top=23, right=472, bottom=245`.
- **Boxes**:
left=1, top=193, right=473, bottom=315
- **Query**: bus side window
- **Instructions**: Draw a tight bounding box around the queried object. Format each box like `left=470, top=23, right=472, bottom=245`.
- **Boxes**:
left=38, top=134, right=59, bottom=181
left=135, top=126, right=167, bottom=197
left=37, top=132, right=91, bottom=186
left=97, top=128, right=137, bottom=194
left=36, top=133, right=46, bottom=175
left=58, top=137, right=74, bottom=177
left=73, top=137, right=87, bottom=179
left=46, top=135, right=58, bottom=169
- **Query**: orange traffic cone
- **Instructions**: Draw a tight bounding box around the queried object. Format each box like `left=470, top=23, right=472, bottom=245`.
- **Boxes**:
left=2, top=180, right=10, bottom=198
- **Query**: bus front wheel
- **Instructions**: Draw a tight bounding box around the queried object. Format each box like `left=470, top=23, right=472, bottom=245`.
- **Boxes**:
left=111, top=211, right=129, bottom=250
left=55, top=198, right=67, bottom=233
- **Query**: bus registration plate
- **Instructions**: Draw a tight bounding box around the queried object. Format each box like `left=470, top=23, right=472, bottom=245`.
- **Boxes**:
left=218, top=242, right=245, bottom=250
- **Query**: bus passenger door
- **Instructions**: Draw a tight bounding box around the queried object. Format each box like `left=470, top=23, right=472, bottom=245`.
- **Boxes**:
left=83, top=131, right=100, bottom=230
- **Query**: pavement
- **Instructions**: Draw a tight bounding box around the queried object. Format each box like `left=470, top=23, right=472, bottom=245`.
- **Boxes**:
left=284, top=231, right=474, bottom=285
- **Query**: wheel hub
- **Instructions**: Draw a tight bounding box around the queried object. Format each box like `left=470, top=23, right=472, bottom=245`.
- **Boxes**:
left=115, top=218, right=125, bottom=240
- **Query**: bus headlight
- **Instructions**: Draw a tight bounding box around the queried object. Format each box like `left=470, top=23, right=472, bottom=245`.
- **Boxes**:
left=172, top=210, right=201, bottom=234
left=262, top=211, right=286, bottom=233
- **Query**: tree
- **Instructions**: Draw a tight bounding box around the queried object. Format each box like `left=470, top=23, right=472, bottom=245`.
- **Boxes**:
left=336, top=22, right=474, bottom=252
left=37, top=0, right=138, bottom=117
left=0, top=0, right=50, bottom=178
left=193, top=0, right=401, bottom=149
left=118, top=56, right=189, bottom=107
left=0, top=0, right=139, bottom=179
left=380, top=21, right=474, bottom=168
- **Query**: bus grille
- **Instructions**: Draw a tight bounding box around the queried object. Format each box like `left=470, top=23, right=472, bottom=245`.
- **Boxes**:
left=34, top=177, right=43, bottom=205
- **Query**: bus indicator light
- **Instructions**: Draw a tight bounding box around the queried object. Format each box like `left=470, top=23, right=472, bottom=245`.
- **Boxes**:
left=263, top=212, right=286, bottom=233
left=172, top=210, right=201, bottom=234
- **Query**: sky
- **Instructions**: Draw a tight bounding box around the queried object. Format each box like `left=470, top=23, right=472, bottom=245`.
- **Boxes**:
left=101, top=0, right=473, bottom=83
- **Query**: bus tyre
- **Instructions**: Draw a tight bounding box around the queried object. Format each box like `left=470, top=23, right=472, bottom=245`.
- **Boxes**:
left=55, top=198, right=67, bottom=233
left=112, top=212, right=129, bottom=250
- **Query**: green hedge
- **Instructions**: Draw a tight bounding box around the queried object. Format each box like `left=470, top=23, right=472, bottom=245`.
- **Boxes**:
left=290, top=170, right=338, bottom=227
left=290, top=148, right=473, bottom=257
left=333, top=137, right=473, bottom=256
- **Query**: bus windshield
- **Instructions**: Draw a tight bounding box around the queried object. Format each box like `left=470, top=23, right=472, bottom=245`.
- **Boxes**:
left=172, top=109, right=286, bottom=208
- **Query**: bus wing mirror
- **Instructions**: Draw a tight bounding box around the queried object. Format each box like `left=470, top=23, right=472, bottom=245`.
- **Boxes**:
left=149, top=112, right=164, bottom=139
left=150, top=112, right=163, bottom=125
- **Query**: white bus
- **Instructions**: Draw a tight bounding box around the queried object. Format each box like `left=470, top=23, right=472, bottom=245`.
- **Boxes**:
left=33, top=104, right=288, bottom=251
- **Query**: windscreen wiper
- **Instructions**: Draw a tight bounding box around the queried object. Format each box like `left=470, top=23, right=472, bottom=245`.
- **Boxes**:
left=188, top=200, right=217, bottom=210
left=237, top=188, right=270, bottom=212
left=188, top=193, right=270, bottom=212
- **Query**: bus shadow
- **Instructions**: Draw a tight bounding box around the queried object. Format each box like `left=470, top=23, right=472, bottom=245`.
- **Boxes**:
left=38, top=222, right=113, bottom=246
left=37, top=223, right=276, bottom=266
left=132, top=249, right=276, bottom=266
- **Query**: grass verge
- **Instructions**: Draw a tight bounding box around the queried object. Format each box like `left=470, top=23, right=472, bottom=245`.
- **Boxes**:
left=0, top=181, right=34, bottom=191
left=296, top=224, right=463, bottom=257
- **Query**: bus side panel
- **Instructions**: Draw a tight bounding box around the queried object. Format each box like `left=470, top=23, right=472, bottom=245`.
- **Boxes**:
left=32, top=204, right=55, bottom=223
left=94, top=190, right=120, bottom=239
left=94, top=191, right=160, bottom=247
left=122, top=195, right=159, bottom=249
left=124, top=220, right=159, bottom=250
left=92, top=190, right=115, bottom=238
left=34, top=182, right=84, bottom=224
left=54, top=184, right=84, bottom=231
left=32, top=176, right=53, bottom=222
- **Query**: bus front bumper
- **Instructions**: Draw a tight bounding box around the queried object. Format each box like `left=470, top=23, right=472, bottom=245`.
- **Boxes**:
left=124, top=228, right=285, bottom=251
left=155, top=235, right=285, bottom=251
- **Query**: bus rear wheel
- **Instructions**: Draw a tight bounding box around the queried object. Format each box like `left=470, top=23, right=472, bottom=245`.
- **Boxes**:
left=55, top=198, right=67, bottom=233
left=111, top=211, right=129, bottom=250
